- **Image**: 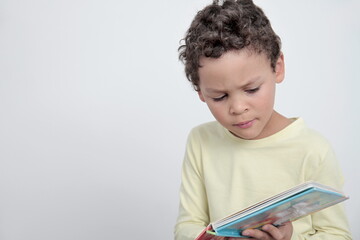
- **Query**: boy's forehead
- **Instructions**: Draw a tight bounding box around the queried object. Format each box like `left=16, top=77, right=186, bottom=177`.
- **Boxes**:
left=198, top=50, right=273, bottom=88
left=199, top=49, right=266, bottom=64
left=199, top=49, right=269, bottom=69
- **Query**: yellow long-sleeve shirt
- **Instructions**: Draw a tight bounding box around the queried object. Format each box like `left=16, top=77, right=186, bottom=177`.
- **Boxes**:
left=175, top=118, right=351, bottom=240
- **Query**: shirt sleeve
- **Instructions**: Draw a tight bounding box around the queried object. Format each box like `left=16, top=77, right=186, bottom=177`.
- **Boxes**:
left=292, top=142, right=352, bottom=240
left=174, top=130, right=210, bottom=240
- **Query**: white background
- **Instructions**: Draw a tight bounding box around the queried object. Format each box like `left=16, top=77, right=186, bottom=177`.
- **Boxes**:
left=0, top=0, right=359, bottom=239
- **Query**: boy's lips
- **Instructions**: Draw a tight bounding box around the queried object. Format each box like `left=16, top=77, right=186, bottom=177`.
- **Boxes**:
left=233, top=120, right=254, bottom=129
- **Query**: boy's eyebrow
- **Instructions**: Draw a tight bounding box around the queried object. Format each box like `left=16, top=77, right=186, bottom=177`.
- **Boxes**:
left=204, top=88, right=226, bottom=93
left=204, top=77, right=262, bottom=93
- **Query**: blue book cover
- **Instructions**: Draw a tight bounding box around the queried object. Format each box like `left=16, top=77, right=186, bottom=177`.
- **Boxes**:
left=197, top=181, right=348, bottom=238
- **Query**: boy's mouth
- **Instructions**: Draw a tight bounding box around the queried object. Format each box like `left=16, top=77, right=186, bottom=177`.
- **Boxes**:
left=233, top=120, right=254, bottom=129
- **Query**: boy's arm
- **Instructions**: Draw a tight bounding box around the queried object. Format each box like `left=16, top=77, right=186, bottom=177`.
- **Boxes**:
left=292, top=146, right=352, bottom=240
left=175, top=131, right=210, bottom=240
left=290, top=206, right=351, bottom=240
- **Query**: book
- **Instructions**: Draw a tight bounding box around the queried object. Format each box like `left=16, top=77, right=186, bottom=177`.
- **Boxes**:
left=195, top=181, right=349, bottom=239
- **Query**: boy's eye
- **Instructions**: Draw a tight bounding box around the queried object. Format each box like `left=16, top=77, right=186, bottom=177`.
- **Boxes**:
left=245, top=87, right=260, bottom=94
left=213, top=94, right=227, bottom=102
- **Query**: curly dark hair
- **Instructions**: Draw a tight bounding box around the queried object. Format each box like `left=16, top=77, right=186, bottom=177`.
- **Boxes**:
left=179, top=0, right=281, bottom=91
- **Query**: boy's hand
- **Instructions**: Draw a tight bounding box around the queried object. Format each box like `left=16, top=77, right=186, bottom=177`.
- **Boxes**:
left=227, top=222, right=293, bottom=240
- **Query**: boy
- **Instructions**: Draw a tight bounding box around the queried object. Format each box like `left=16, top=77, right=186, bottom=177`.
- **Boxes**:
left=175, top=0, right=352, bottom=240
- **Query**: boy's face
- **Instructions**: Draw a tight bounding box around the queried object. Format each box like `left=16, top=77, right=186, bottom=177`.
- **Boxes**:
left=198, top=50, right=285, bottom=140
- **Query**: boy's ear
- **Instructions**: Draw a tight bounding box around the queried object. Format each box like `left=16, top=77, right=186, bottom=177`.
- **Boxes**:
left=275, top=53, right=285, bottom=84
left=198, top=90, right=205, bottom=102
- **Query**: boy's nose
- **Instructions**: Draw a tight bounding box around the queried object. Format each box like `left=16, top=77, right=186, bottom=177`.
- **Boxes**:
left=229, top=100, right=248, bottom=115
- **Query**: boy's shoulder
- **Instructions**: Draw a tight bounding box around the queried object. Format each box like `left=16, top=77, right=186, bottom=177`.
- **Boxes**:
left=187, top=121, right=226, bottom=141
left=187, top=118, right=332, bottom=149
left=190, top=121, right=223, bottom=135
left=281, top=118, right=334, bottom=152
left=295, top=119, right=331, bottom=144
left=192, top=121, right=220, bottom=130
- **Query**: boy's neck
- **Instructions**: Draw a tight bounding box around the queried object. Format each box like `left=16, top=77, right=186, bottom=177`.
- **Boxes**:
left=255, top=111, right=293, bottom=140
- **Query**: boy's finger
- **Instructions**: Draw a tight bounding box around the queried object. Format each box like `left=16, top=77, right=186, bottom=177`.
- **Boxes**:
left=227, top=237, right=253, bottom=240
left=227, top=238, right=252, bottom=240
left=242, top=228, right=270, bottom=239
left=262, top=224, right=283, bottom=239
